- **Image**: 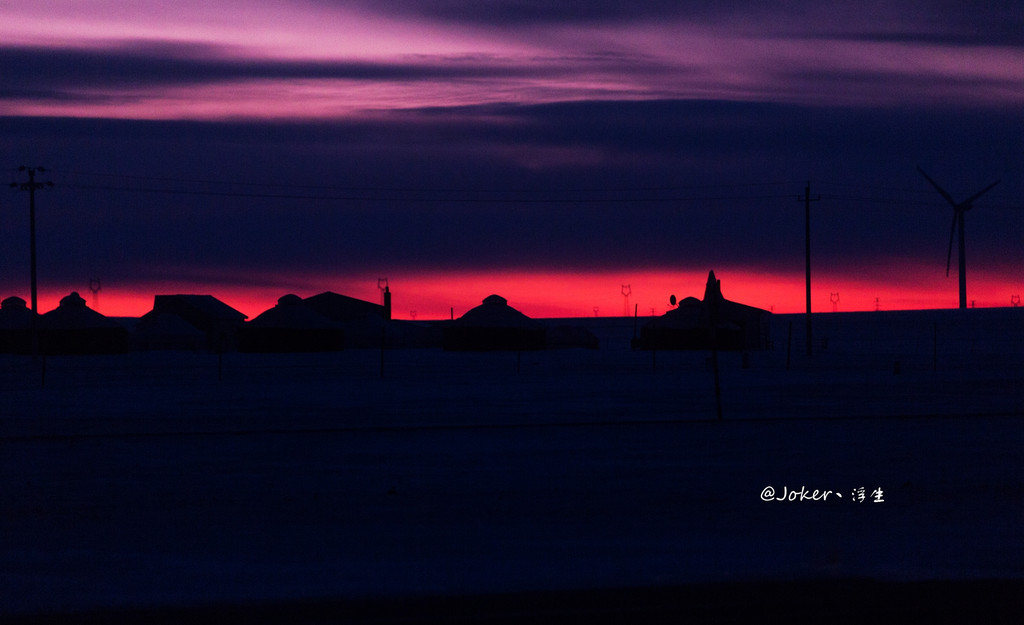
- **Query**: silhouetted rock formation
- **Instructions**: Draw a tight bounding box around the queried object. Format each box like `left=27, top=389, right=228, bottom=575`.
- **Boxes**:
left=444, top=294, right=546, bottom=351
left=638, top=271, right=771, bottom=351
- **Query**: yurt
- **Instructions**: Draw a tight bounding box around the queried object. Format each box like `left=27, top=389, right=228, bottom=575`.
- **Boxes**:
left=0, top=296, right=36, bottom=353
left=38, top=292, right=131, bottom=354
left=443, top=294, right=545, bottom=351
left=238, top=294, right=345, bottom=353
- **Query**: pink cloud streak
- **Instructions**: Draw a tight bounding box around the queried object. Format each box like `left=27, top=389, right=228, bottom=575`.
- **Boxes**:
left=4, top=2, right=1022, bottom=120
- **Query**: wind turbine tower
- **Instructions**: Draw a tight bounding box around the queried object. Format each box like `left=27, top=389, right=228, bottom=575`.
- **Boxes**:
left=916, top=166, right=1001, bottom=310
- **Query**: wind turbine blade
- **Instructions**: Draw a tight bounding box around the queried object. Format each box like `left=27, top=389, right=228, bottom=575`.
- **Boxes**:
left=946, top=212, right=957, bottom=277
left=917, top=166, right=958, bottom=208
left=962, top=179, right=1001, bottom=207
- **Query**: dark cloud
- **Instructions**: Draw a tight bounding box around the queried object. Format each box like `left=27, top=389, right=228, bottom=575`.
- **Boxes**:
left=0, top=43, right=554, bottom=95
left=2, top=100, right=1021, bottom=295
left=317, top=0, right=1024, bottom=45
left=316, top=0, right=703, bottom=25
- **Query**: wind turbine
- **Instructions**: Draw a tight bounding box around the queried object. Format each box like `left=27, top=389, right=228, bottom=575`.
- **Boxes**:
left=916, top=166, right=1001, bottom=310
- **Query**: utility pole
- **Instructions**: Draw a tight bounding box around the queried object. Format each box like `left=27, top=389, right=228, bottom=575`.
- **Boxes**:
left=799, top=181, right=820, bottom=357
left=11, top=166, right=53, bottom=357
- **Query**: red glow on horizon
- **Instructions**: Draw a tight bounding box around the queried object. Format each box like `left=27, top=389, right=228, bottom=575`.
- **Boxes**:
left=16, top=265, right=1023, bottom=321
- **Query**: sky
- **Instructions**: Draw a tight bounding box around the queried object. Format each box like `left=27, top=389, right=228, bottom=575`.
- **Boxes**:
left=2, top=0, right=1023, bottom=319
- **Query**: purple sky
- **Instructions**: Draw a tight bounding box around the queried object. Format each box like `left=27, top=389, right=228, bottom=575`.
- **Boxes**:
left=2, top=0, right=1023, bottom=317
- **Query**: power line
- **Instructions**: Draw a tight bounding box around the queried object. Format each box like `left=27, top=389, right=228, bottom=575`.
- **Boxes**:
left=59, top=182, right=798, bottom=205
left=40, top=168, right=1024, bottom=209
left=51, top=168, right=801, bottom=195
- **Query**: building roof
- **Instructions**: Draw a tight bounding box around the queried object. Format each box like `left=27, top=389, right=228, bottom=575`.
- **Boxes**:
left=454, top=294, right=542, bottom=329
left=0, top=296, right=36, bottom=330
left=304, top=291, right=386, bottom=322
left=39, top=292, right=120, bottom=329
left=647, top=271, right=768, bottom=330
left=135, top=312, right=205, bottom=337
left=151, top=294, right=248, bottom=322
left=248, top=294, right=342, bottom=329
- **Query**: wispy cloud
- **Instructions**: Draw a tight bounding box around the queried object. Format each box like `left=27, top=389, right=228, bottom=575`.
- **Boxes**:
left=2, top=1, right=1022, bottom=119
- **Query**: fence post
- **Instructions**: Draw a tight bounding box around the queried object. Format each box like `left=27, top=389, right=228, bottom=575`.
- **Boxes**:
left=380, top=326, right=386, bottom=378
left=786, top=321, right=793, bottom=371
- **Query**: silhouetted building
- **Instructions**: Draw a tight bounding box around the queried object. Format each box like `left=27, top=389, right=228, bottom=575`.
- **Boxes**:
left=133, top=312, right=206, bottom=352
left=300, top=289, right=436, bottom=348
left=638, top=271, right=771, bottom=351
left=543, top=324, right=600, bottom=350
left=303, top=290, right=391, bottom=323
left=443, top=294, right=546, bottom=351
left=37, top=292, right=131, bottom=354
left=238, top=294, right=345, bottom=353
left=0, top=296, right=36, bottom=353
left=137, top=294, right=247, bottom=352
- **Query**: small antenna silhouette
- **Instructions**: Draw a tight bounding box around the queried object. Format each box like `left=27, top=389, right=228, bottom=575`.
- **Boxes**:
left=89, top=278, right=102, bottom=310
left=1012, top=295, right=1021, bottom=308
left=874, top=297, right=880, bottom=311
left=621, top=284, right=631, bottom=317
left=593, top=306, right=599, bottom=317
left=917, top=166, right=1001, bottom=310
left=830, top=292, right=839, bottom=313
left=377, top=277, right=389, bottom=305
left=409, top=310, right=417, bottom=320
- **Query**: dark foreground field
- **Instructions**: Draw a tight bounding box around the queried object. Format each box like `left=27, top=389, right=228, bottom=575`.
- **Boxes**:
left=6, top=580, right=1023, bottom=624
left=2, top=310, right=1021, bottom=622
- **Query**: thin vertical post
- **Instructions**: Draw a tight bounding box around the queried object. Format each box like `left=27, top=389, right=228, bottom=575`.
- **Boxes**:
left=709, top=293, right=723, bottom=420
left=786, top=320, right=793, bottom=371
left=799, top=181, right=820, bottom=357
left=12, top=166, right=53, bottom=360
left=28, top=170, right=38, bottom=317
left=957, top=210, right=967, bottom=310
left=380, top=326, right=386, bottom=378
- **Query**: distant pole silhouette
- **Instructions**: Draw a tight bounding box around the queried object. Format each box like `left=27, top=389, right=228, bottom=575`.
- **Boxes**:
left=89, top=278, right=102, bottom=311
left=799, top=181, right=820, bottom=357
left=11, top=167, right=52, bottom=317
left=12, top=166, right=53, bottom=358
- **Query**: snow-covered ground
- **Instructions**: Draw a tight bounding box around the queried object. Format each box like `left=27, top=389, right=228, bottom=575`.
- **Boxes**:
left=1, top=309, right=1022, bottom=620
